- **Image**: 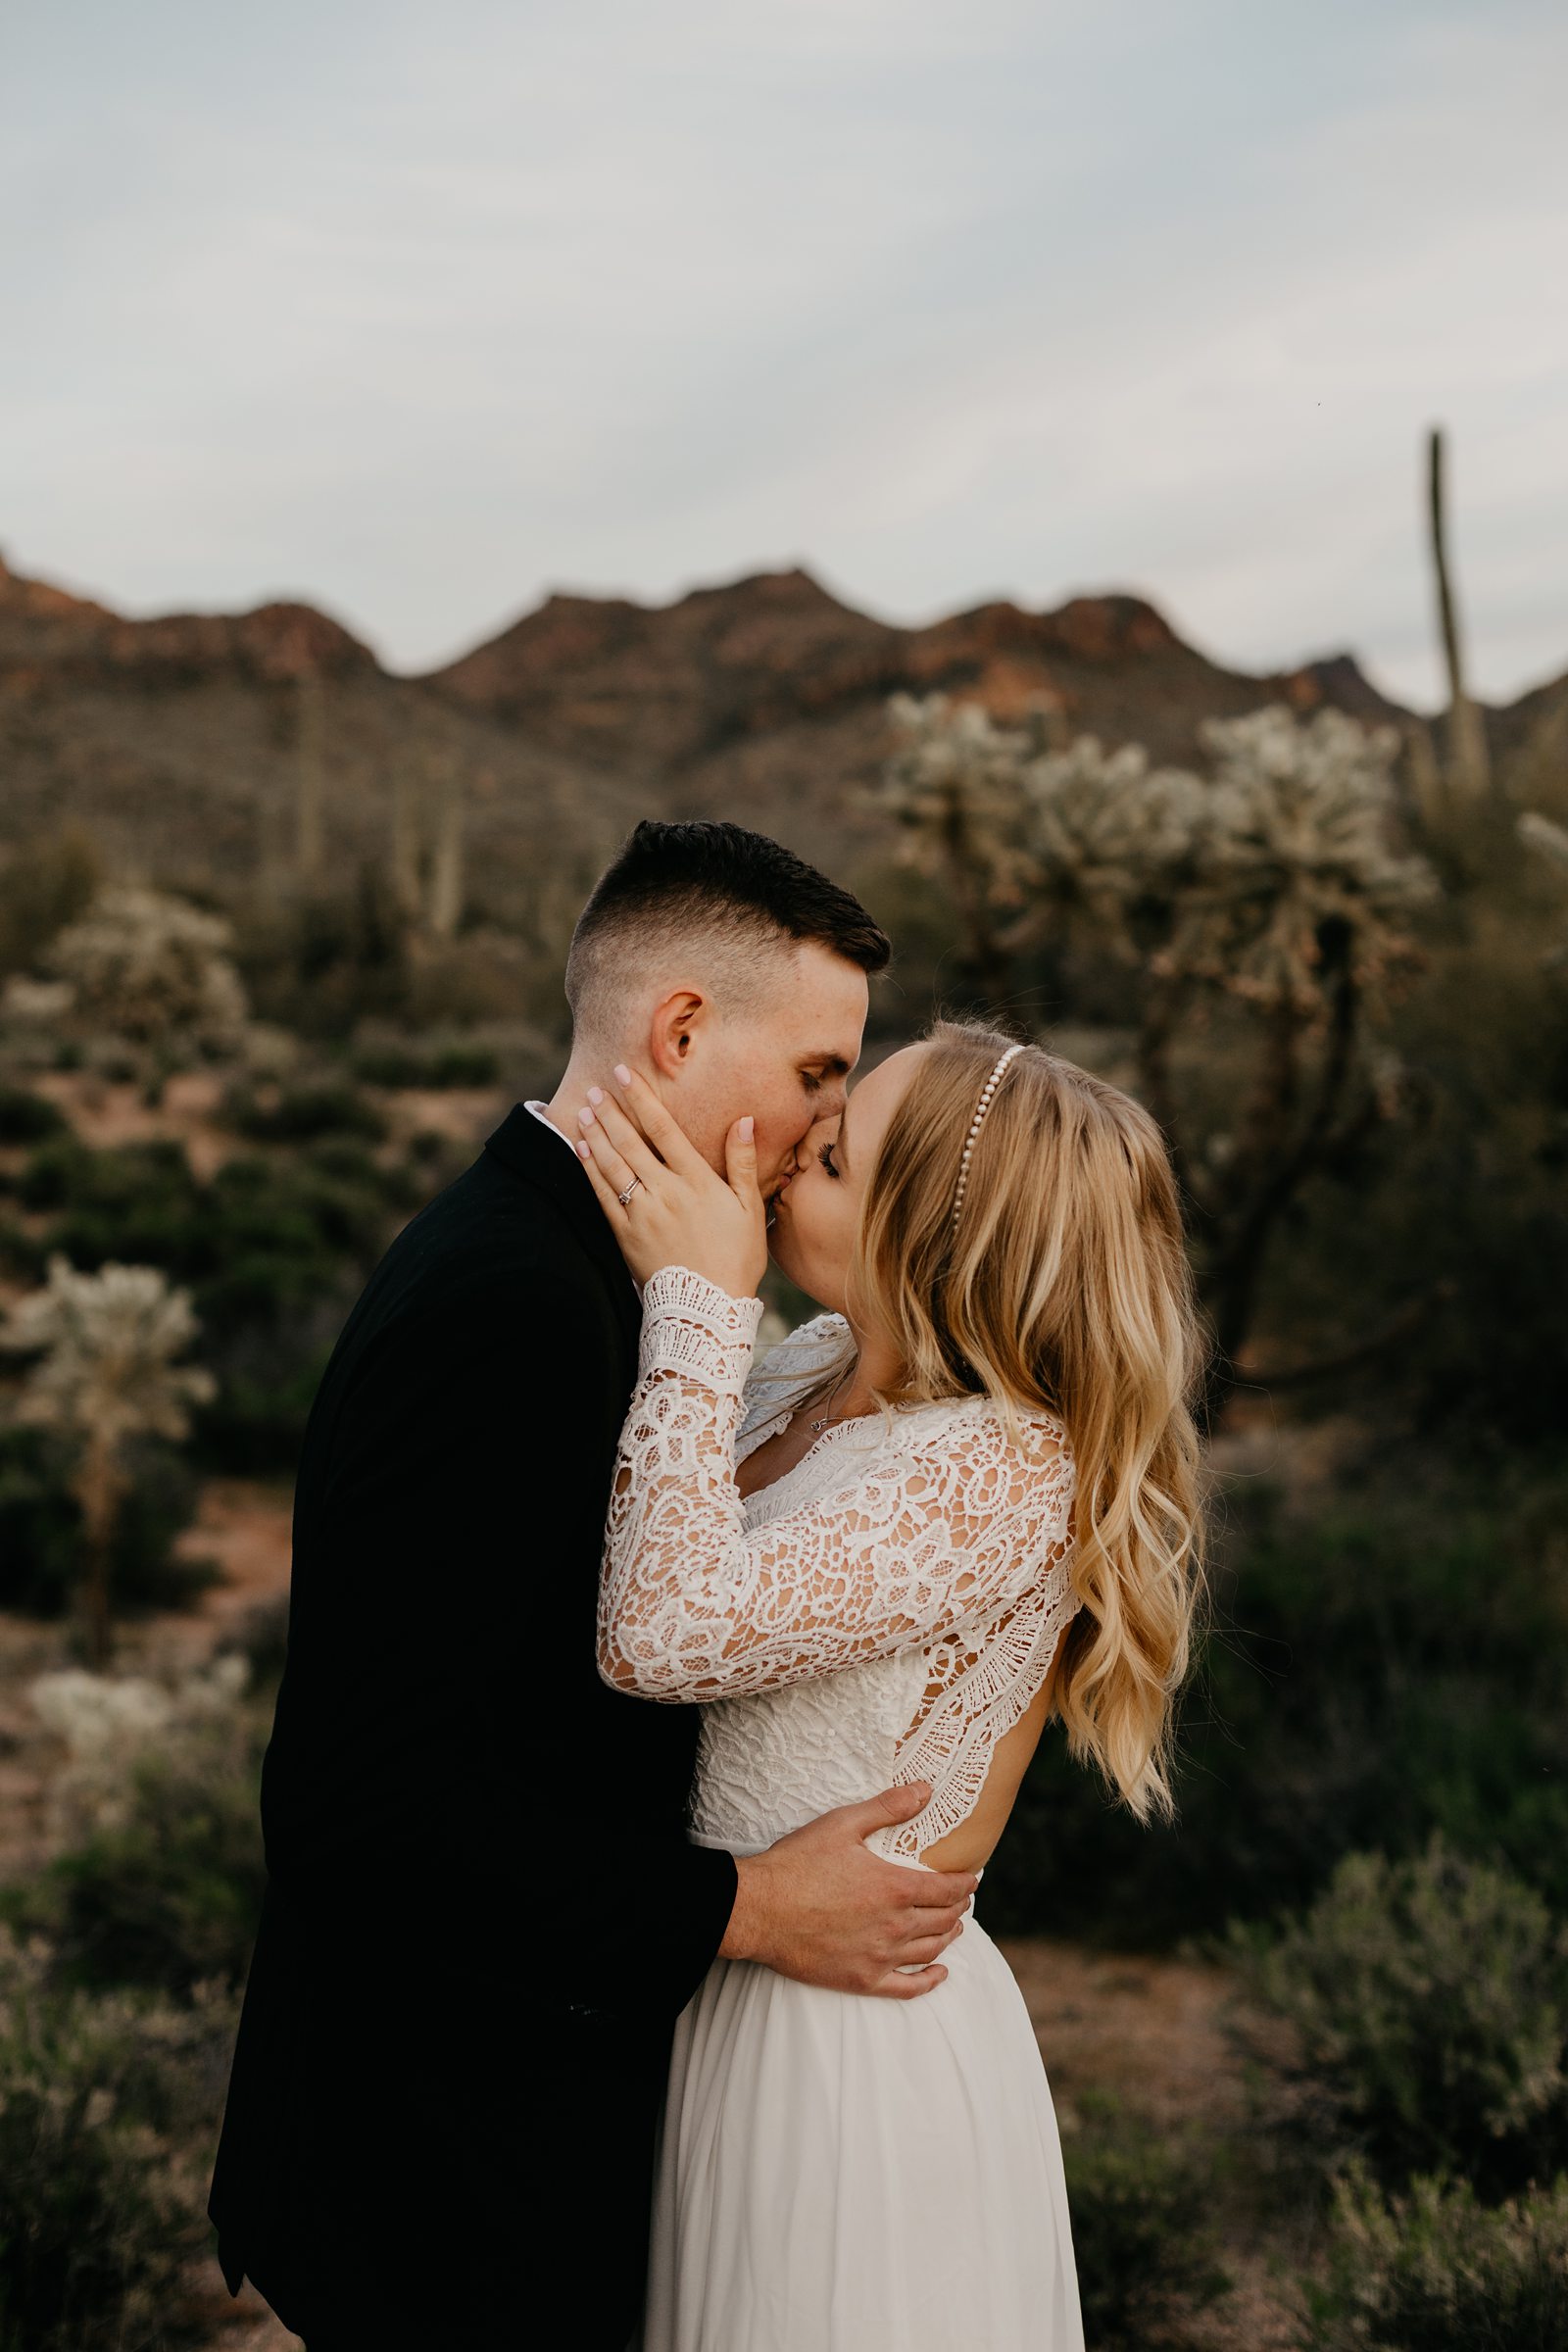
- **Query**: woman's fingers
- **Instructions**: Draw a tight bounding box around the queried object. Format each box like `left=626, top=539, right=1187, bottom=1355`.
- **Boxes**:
left=723, top=1114, right=760, bottom=1208
left=583, top=1089, right=665, bottom=1183
left=575, top=1108, right=638, bottom=1200
left=573, top=1136, right=630, bottom=1223
left=611, top=1064, right=713, bottom=1178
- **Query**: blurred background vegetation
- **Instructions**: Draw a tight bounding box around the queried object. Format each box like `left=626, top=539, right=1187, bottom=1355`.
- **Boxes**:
left=1, top=432, right=1565, bottom=2345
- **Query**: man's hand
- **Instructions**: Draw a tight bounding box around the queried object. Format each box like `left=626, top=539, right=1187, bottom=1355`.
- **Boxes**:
left=719, top=1783, right=978, bottom=2000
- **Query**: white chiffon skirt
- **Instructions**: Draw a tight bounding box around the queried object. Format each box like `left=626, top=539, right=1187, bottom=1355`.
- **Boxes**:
left=638, top=1880, right=1085, bottom=2351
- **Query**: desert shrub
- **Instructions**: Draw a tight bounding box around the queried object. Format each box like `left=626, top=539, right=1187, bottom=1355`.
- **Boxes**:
left=1232, top=1841, right=1568, bottom=2196
left=0, top=1427, right=213, bottom=1619
left=0, top=827, right=101, bottom=982
left=40, top=885, right=248, bottom=1051
left=216, top=1592, right=290, bottom=1690
left=8, top=1136, right=415, bottom=1470
left=0, top=1928, right=232, bottom=2351
left=4, top=1668, right=266, bottom=1995
left=429, top=1041, right=501, bottom=1086
left=16, top=1132, right=97, bottom=1210
left=1062, top=2106, right=1231, bottom=2347
left=0, top=1215, right=46, bottom=1276
left=351, top=1036, right=500, bottom=1089
left=190, top=1339, right=334, bottom=1472
left=1302, top=2161, right=1568, bottom=2351
left=224, top=1077, right=387, bottom=1145
left=351, top=1040, right=427, bottom=1088
left=405, top=1125, right=466, bottom=1179
left=233, top=873, right=414, bottom=1037
left=0, top=1083, right=67, bottom=1143
left=985, top=1457, right=1568, bottom=1944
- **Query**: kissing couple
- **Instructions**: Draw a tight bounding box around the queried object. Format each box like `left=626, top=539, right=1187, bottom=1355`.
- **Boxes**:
left=210, top=819, right=1206, bottom=2351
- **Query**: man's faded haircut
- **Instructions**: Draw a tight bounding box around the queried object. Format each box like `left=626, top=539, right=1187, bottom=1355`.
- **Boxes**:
left=564, top=820, right=891, bottom=1041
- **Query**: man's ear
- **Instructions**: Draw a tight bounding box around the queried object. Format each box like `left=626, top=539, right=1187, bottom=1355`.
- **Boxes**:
left=647, top=987, right=709, bottom=1081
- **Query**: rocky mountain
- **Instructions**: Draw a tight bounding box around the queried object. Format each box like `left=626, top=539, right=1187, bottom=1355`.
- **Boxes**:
left=3, top=548, right=1559, bottom=919
left=429, top=565, right=1418, bottom=851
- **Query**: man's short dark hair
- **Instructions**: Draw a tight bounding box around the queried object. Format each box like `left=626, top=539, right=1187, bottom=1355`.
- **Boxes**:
left=565, top=820, right=890, bottom=1037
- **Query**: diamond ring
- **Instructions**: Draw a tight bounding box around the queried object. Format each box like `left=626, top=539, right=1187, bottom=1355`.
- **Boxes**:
left=617, top=1176, right=643, bottom=1208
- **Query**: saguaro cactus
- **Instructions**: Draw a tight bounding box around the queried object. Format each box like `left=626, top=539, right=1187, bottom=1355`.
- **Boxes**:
left=426, top=754, right=466, bottom=942
left=295, top=669, right=326, bottom=881
left=1426, top=425, right=1493, bottom=804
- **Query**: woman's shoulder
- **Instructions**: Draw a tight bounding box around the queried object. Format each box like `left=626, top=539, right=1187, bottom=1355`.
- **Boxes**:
left=902, top=1389, right=1074, bottom=1472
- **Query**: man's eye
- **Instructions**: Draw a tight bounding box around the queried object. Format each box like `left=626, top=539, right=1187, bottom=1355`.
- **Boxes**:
left=801, top=1071, right=823, bottom=1095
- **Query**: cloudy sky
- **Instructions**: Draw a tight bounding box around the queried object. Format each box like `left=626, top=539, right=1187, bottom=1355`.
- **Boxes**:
left=6, top=0, right=1565, bottom=709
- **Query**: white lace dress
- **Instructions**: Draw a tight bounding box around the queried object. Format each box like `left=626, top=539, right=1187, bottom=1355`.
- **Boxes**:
left=600, top=1270, right=1087, bottom=2352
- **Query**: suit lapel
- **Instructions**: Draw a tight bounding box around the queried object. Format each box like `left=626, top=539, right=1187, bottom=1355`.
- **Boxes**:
left=482, top=1103, right=643, bottom=1356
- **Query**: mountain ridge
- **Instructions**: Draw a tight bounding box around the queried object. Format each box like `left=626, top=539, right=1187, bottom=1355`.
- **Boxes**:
left=2, top=549, right=1561, bottom=918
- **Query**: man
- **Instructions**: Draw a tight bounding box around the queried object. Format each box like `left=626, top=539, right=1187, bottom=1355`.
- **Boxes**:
left=210, top=821, right=977, bottom=2349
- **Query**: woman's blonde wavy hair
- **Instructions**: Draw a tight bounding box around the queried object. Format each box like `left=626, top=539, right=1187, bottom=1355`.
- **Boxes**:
left=849, top=1019, right=1209, bottom=1824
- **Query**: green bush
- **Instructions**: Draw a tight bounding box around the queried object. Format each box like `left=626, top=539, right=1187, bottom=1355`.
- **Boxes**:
left=351, top=1037, right=500, bottom=1089
left=0, top=1428, right=214, bottom=1619
left=8, top=1134, right=418, bottom=1472
left=224, top=1078, right=388, bottom=1145
left=985, top=1459, right=1568, bottom=1944
left=430, top=1041, right=501, bottom=1087
left=0, top=1084, right=68, bottom=1143
left=3, top=1722, right=266, bottom=1996
left=1062, top=2108, right=1231, bottom=2347
left=0, top=826, right=100, bottom=982
left=1303, top=2161, right=1568, bottom=2351
left=16, top=1133, right=97, bottom=1210
left=0, top=1214, right=47, bottom=1275
left=0, top=1929, right=232, bottom=2351
left=1233, top=1841, right=1568, bottom=2195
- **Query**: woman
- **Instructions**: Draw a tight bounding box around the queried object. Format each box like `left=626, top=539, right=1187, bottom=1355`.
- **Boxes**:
left=572, top=1018, right=1207, bottom=2351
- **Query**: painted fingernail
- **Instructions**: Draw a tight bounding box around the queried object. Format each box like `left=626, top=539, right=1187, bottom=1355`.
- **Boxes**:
left=574, top=1141, right=590, bottom=1159
left=587, top=1086, right=604, bottom=1105
left=613, top=1064, right=632, bottom=1087
left=739, top=1116, right=754, bottom=1141
left=577, top=1106, right=596, bottom=1128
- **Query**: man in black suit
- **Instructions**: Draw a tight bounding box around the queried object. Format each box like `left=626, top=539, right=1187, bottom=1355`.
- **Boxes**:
left=210, top=822, right=978, bottom=2349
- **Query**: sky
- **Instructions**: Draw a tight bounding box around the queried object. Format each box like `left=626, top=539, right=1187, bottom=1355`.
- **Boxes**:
left=5, top=0, right=1566, bottom=711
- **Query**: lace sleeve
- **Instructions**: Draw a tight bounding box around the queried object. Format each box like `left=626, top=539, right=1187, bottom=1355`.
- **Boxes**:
left=599, top=1267, right=1075, bottom=1704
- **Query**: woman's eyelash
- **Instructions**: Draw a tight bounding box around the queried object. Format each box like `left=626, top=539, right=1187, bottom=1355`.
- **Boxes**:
left=817, top=1140, right=841, bottom=1179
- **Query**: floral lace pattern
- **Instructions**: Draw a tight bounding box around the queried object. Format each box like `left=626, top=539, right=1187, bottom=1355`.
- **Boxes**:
left=600, top=1269, right=1081, bottom=1861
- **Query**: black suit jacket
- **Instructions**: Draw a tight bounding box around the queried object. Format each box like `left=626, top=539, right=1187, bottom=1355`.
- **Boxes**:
left=208, top=1105, right=737, bottom=2347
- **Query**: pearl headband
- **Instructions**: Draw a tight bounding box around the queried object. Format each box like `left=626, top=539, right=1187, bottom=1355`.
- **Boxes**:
left=951, top=1044, right=1026, bottom=1229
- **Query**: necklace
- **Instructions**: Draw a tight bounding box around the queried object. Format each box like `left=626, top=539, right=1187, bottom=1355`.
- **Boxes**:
left=808, top=1364, right=864, bottom=1434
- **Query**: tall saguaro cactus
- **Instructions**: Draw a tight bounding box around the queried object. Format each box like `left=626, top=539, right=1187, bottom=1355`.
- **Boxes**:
left=426, top=754, right=466, bottom=942
left=295, top=669, right=326, bottom=881
left=1426, top=425, right=1493, bottom=804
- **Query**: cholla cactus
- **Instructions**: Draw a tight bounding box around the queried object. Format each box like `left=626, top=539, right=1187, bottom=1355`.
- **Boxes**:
left=1518, top=810, right=1568, bottom=965
left=42, top=885, right=248, bottom=1048
left=876, top=694, right=1039, bottom=997
left=1, top=1256, right=217, bottom=1666
left=879, top=693, right=1444, bottom=1398
left=28, top=1655, right=248, bottom=1837
left=1016, top=736, right=1210, bottom=949
left=1191, top=707, right=1438, bottom=1015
